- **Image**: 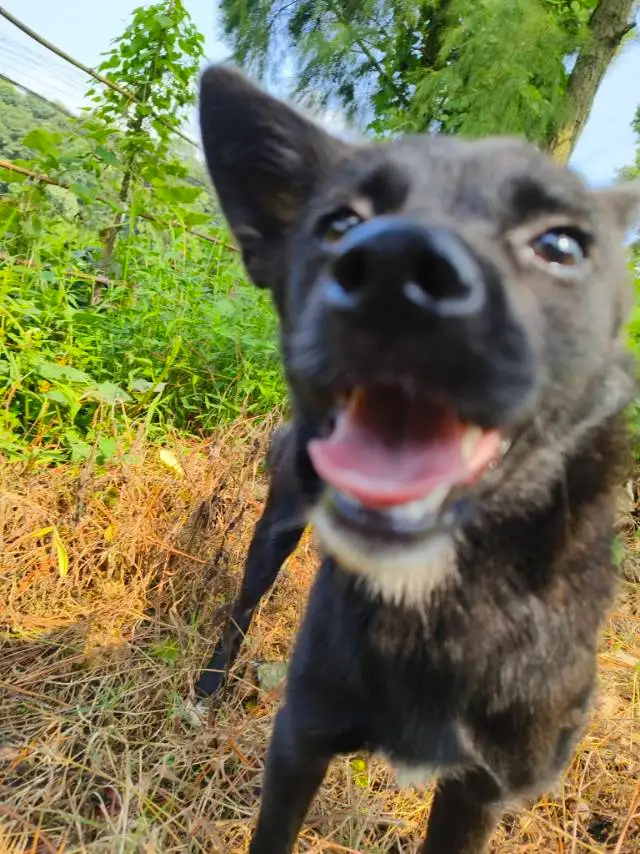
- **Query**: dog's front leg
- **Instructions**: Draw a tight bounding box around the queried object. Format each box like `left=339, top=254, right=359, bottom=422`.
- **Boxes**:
left=195, top=426, right=307, bottom=699
left=250, top=705, right=334, bottom=854
left=421, top=769, right=503, bottom=854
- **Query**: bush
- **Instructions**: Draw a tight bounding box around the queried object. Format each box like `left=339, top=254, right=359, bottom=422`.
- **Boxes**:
left=0, top=227, right=285, bottom=463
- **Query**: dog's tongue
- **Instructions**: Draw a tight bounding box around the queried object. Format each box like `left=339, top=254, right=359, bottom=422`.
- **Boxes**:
left=308, top=390, right=500, bottom=508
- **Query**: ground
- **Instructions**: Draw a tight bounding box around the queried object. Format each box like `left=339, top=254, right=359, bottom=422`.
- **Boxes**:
left=1, top=421, right=638, bottom=853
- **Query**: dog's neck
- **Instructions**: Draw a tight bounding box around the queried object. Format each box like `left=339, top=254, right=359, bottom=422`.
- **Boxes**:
left=312, top=504, right=459, bottom=610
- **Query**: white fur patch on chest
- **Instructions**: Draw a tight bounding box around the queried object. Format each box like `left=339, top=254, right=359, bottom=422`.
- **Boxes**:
left=360, top=536, right=458, bottom=608
left=386, top=722, right=484, bottom=791
left=312, top=504, right=458, bottom=608
left=393, top=760, right=442, bottom=791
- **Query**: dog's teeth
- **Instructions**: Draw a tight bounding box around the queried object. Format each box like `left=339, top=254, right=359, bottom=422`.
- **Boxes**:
left=386, top=485, right=450, bottom=523
left=461, top=426, right=484, bottom=462
left=335, top=486, right=451, bottom=524
left=500, top=438, right=512, bottom=455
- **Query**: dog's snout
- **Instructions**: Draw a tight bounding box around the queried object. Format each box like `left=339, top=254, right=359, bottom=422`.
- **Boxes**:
left=327, top=217, right=485, bottom=318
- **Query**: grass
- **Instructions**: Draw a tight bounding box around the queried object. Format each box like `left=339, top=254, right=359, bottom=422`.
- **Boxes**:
left=0, top=221, right=285, bottom=462
left=1, top=420, right=638, bottom=853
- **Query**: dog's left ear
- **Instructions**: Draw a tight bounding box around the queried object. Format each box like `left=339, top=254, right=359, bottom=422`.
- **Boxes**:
left=199, top=65, right=348, bottom=291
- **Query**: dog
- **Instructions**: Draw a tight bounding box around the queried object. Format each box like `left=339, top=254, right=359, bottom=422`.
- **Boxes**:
left=195, top=64, right=639, bottom=853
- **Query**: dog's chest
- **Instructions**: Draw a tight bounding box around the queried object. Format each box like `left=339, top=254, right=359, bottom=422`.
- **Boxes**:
left=379, top=718, right=481, bottom=790
left=355, top=595, right=488, bottom=786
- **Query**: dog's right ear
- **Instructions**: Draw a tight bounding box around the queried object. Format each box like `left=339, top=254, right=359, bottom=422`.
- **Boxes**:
left=199, top=65, right=348, bottom=291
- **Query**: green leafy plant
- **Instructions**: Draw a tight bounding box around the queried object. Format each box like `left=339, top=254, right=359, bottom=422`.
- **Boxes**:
left=0, top=4, right=285, bottom=465
left=0, top=235, right=284, bottom=462
left=87, top=0, right=205, bottom=281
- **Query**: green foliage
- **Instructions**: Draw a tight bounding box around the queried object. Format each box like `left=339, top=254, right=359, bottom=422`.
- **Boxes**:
left=0, top=233, right=284, bottom=463
left=0, top=80, right=73, bottom=166
left=94, top=1, right=204, bottom=135
left=0, top=2, right=215, bottom=263
left=621, top=114, right=640, bottom=458
left=81, top=1, right=207, bottom=275
left=0, top=4, right=285, bottom=464
left=219, top=0, right=598, bottom=142
left=396, top=0, right=574, bottom=139
left=90, top=0, right=205, bottom=183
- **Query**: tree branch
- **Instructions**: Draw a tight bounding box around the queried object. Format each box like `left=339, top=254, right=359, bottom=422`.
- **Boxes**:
left=324, top=0, right=410, bottom=108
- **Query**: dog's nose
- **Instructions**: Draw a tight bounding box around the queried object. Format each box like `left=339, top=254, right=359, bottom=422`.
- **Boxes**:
left=326, top=217, right=485, bottom=318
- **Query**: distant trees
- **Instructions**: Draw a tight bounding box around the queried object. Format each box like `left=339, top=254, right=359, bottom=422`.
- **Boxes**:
left=219, top=0, right=637, bottom=161
left=0, top=80, right=72, bottom=163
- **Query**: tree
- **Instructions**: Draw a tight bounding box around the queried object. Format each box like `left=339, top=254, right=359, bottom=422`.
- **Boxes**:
left=219, top=0, right=637, bottom=159
left=547, top=0, right=637, bottom=161
left=88, top=0, right=205, bottom=282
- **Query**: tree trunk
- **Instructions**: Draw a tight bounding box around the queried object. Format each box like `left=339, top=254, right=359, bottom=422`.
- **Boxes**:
left=94, top=110, right=145, bottom=303
left=92, top=169, right=133, bottom=304
left=547, top=0, right=636, bottom=164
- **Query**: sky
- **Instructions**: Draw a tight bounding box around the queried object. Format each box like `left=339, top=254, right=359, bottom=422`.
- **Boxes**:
left=1, top=0, right=639, bottom=186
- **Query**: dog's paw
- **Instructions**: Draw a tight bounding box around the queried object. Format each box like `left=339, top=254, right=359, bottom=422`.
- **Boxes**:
left=193, top=667, right=227, bottom=698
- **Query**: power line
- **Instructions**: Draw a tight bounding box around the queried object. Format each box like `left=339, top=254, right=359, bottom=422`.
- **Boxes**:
left=0, top=7, right=222, bottom=252
left=0, top=63, right=209, bottom=192
left=0, top=67, right=88, bottom=111
left=0, top=6, right=200, bottom=149
left=0, top=34, right=92, bottom=102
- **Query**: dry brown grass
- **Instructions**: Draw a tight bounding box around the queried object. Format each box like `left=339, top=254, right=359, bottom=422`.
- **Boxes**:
left=1, top=421, right=638, bottom=853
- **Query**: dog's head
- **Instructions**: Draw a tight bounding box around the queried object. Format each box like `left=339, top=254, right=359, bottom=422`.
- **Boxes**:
left=200, top=66, right=639, bottom=587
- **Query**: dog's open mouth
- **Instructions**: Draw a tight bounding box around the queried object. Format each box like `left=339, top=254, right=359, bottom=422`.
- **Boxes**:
left=308, top=386, right=506, bottom=537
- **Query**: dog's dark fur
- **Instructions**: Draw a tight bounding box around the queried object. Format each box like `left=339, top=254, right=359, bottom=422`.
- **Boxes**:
left=195, top=423, right=306, bottom=699
left=195, top=64, right=639, bottom=853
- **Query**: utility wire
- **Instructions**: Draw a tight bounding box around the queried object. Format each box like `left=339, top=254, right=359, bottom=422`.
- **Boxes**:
left=0, top=6, right=200, bottom=149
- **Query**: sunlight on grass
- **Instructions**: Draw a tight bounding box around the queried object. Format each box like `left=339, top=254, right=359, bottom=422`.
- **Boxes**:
left=1, top=426, right=638, bottom=853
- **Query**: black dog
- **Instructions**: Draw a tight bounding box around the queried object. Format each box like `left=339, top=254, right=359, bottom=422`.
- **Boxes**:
left=196, top=64, right=639, bottom=853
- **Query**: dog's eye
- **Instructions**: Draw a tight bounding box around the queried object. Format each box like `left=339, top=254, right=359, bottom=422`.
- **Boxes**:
left=530, top=227, right=591, bottom=267
left=317, top=209, right=363, bottom=243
